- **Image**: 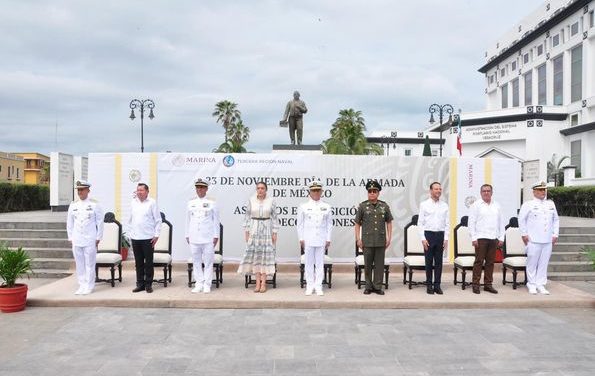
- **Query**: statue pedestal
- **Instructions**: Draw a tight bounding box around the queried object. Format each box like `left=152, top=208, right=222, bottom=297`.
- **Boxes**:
left=272, top=144, right=323, bottom=155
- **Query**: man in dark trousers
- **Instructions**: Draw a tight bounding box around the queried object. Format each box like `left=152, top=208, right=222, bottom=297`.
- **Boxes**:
left=354, top=180, right=393, bottom=295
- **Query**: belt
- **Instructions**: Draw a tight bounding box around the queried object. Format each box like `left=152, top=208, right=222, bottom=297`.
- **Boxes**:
left=251, top=217, right=270, bottom=220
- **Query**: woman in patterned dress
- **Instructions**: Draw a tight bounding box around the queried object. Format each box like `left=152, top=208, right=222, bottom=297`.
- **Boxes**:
left=237, top=181, right=279, bottom=292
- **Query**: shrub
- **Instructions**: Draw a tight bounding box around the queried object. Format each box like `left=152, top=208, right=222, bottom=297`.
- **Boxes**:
left=0, top=183, right=50, bottom=213
left=548, top=186, right=595, bottom=218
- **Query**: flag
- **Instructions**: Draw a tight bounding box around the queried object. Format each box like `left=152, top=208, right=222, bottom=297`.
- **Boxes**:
left=456, top=113, right=462, bottom=156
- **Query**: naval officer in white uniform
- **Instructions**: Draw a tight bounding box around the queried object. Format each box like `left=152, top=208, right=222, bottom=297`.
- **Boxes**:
left=518, top=181, right=560, bottom=295
left=185, top=178, right=220, bottom=294
left=66, top=180, right=104, bottom=295
left=297, top=181, right=333, bottom=296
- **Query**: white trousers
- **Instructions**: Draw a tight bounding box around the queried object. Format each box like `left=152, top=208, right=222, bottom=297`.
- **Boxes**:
left=72, top=244, right=97, bottom=291
left=304, top=245, right=325, bottom=290
left=526, top=241, right=552, bottom=289
left=190, top=242, right=214, bottom=289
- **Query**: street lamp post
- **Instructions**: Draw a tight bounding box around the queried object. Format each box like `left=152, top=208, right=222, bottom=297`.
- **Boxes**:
left=129, top=99, right=155, bottom=153
left=428, top=103, right=454, bottom=157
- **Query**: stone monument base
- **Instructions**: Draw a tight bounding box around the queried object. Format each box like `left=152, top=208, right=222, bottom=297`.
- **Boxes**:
left=272, top=144, right=323, bottom=155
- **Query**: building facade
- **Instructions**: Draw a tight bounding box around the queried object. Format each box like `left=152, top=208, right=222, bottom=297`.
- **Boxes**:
left=430, top=0, right=595, bottom=186
left=14, top=152, right=50, bottom=185
left=366, top=131, right=444, bottom=157
left=0, top=152, right=25, bottom=184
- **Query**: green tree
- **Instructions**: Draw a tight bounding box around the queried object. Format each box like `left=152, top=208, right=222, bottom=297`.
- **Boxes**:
left=547, top=153, right=569, bottom=186
left=215, top=120, right=251, bottom=153
left=422, top=135, right=432, bottom=156
left=322, top=109, right=383, bottom=155
left=212, top=100, right=241, bottom=142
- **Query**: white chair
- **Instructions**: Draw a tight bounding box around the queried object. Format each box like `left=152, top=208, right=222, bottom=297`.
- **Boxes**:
left=95, top=212, right=122, bottom=287
left=153, top=212, right=172, bottom=287
left=187, top=224, right=224, bottom=288
left=502, top=217, right=527, bottom=289
left=403, top=215, right=426, bottom=289
left=453, top=216, right=477, bottom=290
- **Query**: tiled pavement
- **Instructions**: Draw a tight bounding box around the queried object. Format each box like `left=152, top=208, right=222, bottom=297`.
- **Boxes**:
left=1, top=307, right=594, bottom=375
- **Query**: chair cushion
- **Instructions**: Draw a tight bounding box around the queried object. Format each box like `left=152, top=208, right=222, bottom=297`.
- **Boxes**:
left=153, top=252, right=172, bottom=264
left=96, top=253, right=122, bottom=264
left=503, top=256, right=527, bottom=267
left=403, top=255, right=425, bottom=267
left=454, top=256, right=476, bottom=267
left=354, top=255, right=365, bottom=266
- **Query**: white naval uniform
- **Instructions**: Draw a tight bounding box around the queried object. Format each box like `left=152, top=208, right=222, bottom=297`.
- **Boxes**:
left=185, top=197, right=220, bottom=290
left=66, top=198, right=104, bottom=293
left=518, top=197, right=559, bottom=290
left=297, top=198, right=333, bottom=292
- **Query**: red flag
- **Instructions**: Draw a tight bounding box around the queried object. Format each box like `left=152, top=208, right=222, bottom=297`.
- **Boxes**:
left=456, top=113, right=462, bottom=156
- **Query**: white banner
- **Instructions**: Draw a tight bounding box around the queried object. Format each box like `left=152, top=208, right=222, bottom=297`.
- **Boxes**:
left=88, top=153, right=521, bottom=263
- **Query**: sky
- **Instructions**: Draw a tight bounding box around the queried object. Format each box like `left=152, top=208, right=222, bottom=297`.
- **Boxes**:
left=0, top=0, right=544, bottom=156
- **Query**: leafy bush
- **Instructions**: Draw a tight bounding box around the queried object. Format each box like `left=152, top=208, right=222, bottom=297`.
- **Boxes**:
left=547, top=186, right=595, bottom=218
left=0, top=183, right=49, bottom=213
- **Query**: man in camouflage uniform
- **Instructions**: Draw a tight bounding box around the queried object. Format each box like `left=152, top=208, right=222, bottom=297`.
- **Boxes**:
left=354, top=180, right=393, bottom=295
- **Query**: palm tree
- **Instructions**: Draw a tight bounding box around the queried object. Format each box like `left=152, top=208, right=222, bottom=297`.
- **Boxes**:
left=546, top=153, right=569, bottom=186
left=227, top=120, right=250, bottom=147
left=322, top=109, right=383, bottom=155
left=212, top=100, right=241, bottom=142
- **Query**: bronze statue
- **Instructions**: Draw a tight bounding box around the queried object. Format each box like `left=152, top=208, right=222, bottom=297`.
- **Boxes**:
left=280, top=91, right=307, bottom=145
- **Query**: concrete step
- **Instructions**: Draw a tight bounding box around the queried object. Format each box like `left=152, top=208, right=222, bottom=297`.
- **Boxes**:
left=548, top=271, right=595, bottom=281
left=0, top=238, right=71, bottom=248
left=549, top=251, right=591, bottom=262
left=30, top=269, right=73, bottom=279
left=0, top=229, right=68, bottom=239
left=552, top=242, right=595, bottom=252
left=0, top=222, right=66, bottom=230
left=548, top=261, right=593, bottom=273
left=24, top=247, right=73, bottom=259
left=559, top=227, right=595, bottom=235
left=30, top=258, right=74, bottom=270
left=557, top=234, right=595, bottom=243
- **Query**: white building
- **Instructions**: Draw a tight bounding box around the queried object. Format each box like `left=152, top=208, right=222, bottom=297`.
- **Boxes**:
left=367, top=131, right=444, bottom=157
left=430, top=0, right=595, bottom=186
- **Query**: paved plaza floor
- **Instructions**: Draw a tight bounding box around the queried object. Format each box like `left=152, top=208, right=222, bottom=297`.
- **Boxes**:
left=1, top=306, right=594, bottom=376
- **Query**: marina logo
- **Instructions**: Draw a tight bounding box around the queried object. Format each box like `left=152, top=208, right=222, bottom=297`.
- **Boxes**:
left=222, top=155, right=235, bottom=167
left=129, top=169, right=142, bottom=183
left=171, top=154, right=185, bottom=167
left=464, top=195, right=477, bottom=208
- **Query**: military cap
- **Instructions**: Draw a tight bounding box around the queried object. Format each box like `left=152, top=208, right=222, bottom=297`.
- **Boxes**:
left=308, top=180, right=323, bottom=190
left=194, top=178, right=209, bottom=187
left=75, top=180, right=91, bottom=189
left=365, top=180, right=382, bottom=191
left=532, top=181, right=548, bottom=190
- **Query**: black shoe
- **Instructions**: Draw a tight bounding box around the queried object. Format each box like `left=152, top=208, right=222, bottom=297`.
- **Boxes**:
left=132, top=286, right=145, bottom=293
left=434, top=287, right=443, bottom=295
left=484, top=286, right=498, bottom=294
left=427, top=286, right=434, bottom=295
left=363, top=289, right=373, bottom=295
left=146, top=286, right=153, bottom=293
left=375, top=289, right=385, bottom=295
left=472, top=286, right=480, bottom=294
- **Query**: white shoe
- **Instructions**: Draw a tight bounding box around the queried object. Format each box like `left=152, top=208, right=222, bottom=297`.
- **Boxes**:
left=203, top=287, right=211, bottom=294
left=315, top=289, right=324, bottom=296
left=191, top=285, right=203, bottom=293
left=537, top=286, right=550, bottom=295
left=81, top=288, right=92, bottom=295
left=305, top=288, right=313, bottom=296
left=74, top=287, right=84, bottom=295
left=528, top=286, right=537, bottom=295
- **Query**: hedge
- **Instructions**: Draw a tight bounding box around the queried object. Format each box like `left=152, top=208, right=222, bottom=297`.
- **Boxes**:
left=0, top=183, right=50, bottom=213
left=548, top=186, right=595, bottom=218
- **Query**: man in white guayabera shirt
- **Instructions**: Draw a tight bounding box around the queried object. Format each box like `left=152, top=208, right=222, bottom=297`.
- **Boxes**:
left=66, top=180, right=104, bottom=295
left=127, top=183, right=162, bottom=294
left=185, top=178, right=220, bottom=294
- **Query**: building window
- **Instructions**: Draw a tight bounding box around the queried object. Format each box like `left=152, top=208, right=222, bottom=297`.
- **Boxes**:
left=501, top=83, right=509, bottom=108
left=524, top=71, right=533, bottom=106
left=553, top=55, right=563, bottom=105
left=570, top=113, right=579, bottom=126
left=431, top=149, right=438, bottom=157
left=571, top=21, right=579, bottom=36
left=537, top=44, right=544, bottom=56
left=537, top=64, right=547, bottom=105
left=404, top=149, right=411, bottom=156
left=511, top=61, right=517, bottom=71
left=512, top=78, right=519, bottom=107
left=571, top=45, right=582, bottom=102
left=552, top=34, right=560, bottom=47
left=523, top=53, right=529, bottom=64
left=571, top=140, right=581, bottom=173
left=16, top=168, right=19, bottom=179
left=500, top=68, right=506, bottom=77
left=590, top=11, right=594, bottom=28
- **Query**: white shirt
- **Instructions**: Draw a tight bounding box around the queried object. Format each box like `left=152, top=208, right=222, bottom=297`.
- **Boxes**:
left=185, top=196, right=220, bottom=244
left=67, top=198, right=104, bottom=247
left=518, top=197, right=559, bottom=243
left=127, top=197, right=162, bottom=240
left=418, top=198, right=450, bottom=241
left=297, top=198, right=333, bottom=247
left=468, top=199, right=505, bottom=242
